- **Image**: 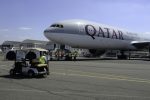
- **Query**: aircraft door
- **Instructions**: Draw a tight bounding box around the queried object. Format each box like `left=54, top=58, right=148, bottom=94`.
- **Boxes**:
left=78, top=24, right=85, bottom=34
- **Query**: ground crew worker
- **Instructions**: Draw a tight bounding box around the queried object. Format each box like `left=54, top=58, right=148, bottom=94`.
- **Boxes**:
left=38, top=53, right=49, bottom=75
left=39, top=55, right=46, bottom=64
left=55, top=51, right=60, bottom=61
left=69, top=52, right=72, bottom=60
left=73, top=51, right=78, bottom=61
left=65, top=52, right=69, bottom=61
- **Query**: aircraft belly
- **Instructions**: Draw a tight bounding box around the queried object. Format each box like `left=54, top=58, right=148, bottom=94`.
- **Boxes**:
left=47, top=33, right=134, bottom=50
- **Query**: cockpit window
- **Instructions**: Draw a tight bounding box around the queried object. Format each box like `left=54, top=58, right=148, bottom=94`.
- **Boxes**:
left=56, top=24, right=59, bottom=27
left=50, top=24, right=64, bottom=28
left=60, top=25, right=64, bottom=28
left=51, top=24, right=56, bottom=27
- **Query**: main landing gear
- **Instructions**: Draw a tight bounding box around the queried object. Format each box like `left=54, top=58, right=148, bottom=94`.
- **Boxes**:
left=117, top=50, right=128, bottom=60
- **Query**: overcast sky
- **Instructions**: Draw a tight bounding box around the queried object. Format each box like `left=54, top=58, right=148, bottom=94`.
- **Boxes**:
left=0, top=0, right=150, bottom=44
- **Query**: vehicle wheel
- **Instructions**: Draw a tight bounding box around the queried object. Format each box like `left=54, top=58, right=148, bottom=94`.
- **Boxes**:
left=10, top=69, right=15, bottom=76
left=28, top=70, right=35, bottom=78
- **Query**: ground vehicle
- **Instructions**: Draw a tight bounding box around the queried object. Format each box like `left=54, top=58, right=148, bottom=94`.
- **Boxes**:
left=9, top=48, right=49, bottom=77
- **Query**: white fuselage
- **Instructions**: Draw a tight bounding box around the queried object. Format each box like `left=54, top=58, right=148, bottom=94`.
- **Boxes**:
left=44, top=19, right=150, bottom=50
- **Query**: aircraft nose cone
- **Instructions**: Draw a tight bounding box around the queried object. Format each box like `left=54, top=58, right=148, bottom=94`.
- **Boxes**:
left=44, top=28, right=50, bottom=38
left=44, top=28, right=58, bottom=41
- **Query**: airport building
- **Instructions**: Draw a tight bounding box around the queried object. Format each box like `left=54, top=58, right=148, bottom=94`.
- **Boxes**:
left=21, top=39, right=48, bottom=49
left=1, top=41, right=21, bottom=52
left=1, top=39, right=55, bottom=51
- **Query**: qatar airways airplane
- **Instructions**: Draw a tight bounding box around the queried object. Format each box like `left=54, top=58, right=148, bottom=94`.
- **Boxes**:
left=44, top=19, right=150, bottom=59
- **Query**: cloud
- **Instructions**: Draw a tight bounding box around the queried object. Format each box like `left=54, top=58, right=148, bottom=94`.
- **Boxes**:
left=138, top=32, right=150, bottom=38
left=19, top=27, right=32, bottom=30
left=0, top=29, right=9, bottom=32
left=144, top=32, right=150, bottom=34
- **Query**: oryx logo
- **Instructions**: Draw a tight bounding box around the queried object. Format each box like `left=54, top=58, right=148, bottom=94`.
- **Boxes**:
left=85, top=25, right=96, bottom=39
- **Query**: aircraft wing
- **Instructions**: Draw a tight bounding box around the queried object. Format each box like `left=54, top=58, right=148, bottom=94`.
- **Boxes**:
left=131, top=41, right=150, bottom=49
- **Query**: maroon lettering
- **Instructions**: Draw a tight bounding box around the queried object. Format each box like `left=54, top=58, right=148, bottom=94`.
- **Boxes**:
left=97, top=27, right=105, bottom=37
left=85, top=25, right=96, bottom=39
left=104, top=28, right=110, bottom=38
left=118, top=30, right=124, bottom=40
left=112, top=30, right=118, bottom=39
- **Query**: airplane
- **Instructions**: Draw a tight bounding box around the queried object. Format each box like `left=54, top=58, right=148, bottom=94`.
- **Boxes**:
left=44, top=19, right=150, bottom=59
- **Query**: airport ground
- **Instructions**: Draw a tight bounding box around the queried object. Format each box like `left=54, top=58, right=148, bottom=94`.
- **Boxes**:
left=0, top=54, right=150, bottom=100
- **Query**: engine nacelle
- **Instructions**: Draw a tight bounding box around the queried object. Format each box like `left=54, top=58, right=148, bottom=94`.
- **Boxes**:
left=89, top=49, right=106, bottom=57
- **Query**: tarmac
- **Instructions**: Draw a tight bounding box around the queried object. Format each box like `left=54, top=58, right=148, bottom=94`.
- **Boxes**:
left=0, top=56, right=150, bottom=100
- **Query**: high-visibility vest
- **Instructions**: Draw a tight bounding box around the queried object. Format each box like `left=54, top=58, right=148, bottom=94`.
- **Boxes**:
left=69, top=53, right=72, bottom=57
left=39, top=56, right=46, bottom=64
left=74, top=51, right=78, bottom=56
